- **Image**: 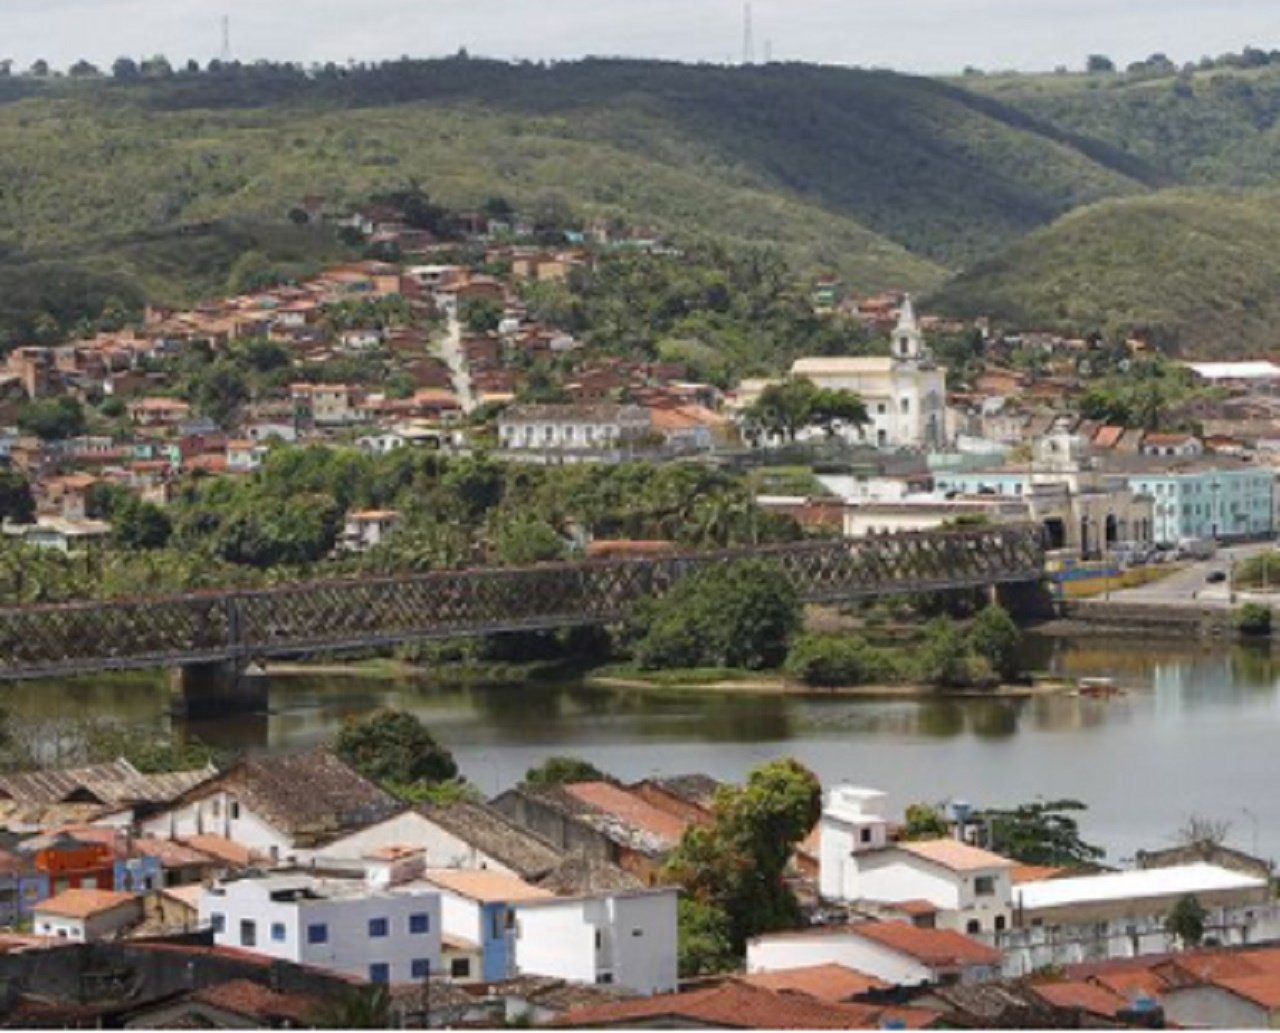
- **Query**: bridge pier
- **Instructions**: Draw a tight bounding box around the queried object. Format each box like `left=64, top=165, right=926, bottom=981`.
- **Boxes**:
left=168, top=661, right=266, bottom=719
left=995, top=579, right=1055, bottom=620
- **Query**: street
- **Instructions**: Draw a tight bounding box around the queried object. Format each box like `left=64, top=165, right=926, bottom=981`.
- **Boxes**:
left=1100, top=541, right=1277, bottom=608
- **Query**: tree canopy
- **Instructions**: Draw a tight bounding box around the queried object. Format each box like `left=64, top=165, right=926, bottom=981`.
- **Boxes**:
left=333, top=708, right=459, bottom=789
left=524, top=756, right=609, bottom=786
left=977, top=798, right=1105, bottom=867
left=664, top=758, right=821, bottom=967
left=744, top=377, right=869, bottom=443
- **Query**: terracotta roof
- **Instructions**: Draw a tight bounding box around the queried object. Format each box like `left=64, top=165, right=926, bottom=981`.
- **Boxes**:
left=896, top=838, right=1014, bottom=872
left=417, top=801, right=564, bottom=879
left=563, top=782, right=689, bottom=849
left=34, top=888, right=138, bottom=919
left=642, top=774, right=722, bottom=810
left=132, top=838, right=219, bottom=869
left=180, top=834, right=261, bottom=867
left=531, top=856, right=645, bottom=896
left=740, top=964, right=888, bottom=1001
left=1031, top=980, right=1127, bottom=1017
left=557, top=980, right=936, bottom=1029
left=191, top=979, right=319, bottom=1024
left=159, top=884, right=204, bottom=909
left=890, top=899, right=939, bottom=916
left=423, top=868, right=555, bottom=904
left=846, top=921, right=1001, bottom=968
left=1012, top=863, right=1066, bottom=885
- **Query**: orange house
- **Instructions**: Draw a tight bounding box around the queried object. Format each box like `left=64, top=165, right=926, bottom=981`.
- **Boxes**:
left=34, top=839, right=116, bottom=895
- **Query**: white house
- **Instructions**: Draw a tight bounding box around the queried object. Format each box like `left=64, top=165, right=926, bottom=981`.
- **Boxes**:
left=1002, top=864, right=1280, bottom=977
left=498, top=404, right=653, bottom=454
left=747, top=920, right=1001, bottom=987
left=33, top=889, right=143, bottom=942
left=819, top=786, right=1015, bottom=936
left=200, top=872, right=442, bottom=985
left=313, top=802, right=565, bottom=880
left=338, top=510, right=401, bottom=553
left=139, top=751, right=401, bottom=862
left=421, top=868, right=678, bottom=995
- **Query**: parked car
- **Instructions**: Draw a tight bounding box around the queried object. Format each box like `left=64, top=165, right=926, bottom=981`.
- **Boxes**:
left=1206, top=570, right=1228, bottom=584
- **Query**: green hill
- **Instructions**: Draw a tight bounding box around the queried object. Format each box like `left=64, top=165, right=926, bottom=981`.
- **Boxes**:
left=928, top=189, right=1280, bottom=354
left=0, top=58, right=1164, bottom=305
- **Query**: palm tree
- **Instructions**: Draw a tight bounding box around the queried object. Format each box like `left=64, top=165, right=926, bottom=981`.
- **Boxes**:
left=312, top=984, right=395, bottom=1030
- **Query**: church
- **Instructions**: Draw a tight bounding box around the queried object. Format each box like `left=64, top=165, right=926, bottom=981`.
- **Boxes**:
left=789, top=297, right=947, bottom=450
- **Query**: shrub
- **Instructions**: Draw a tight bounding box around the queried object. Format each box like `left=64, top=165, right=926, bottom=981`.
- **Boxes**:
left=1236, top=603, right=1273, bottom=638
left=784, top=633, right=901, bottom=687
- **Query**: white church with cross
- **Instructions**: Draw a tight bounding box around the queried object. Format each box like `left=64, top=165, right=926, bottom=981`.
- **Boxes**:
left=788, top=297, right=948, bottom=450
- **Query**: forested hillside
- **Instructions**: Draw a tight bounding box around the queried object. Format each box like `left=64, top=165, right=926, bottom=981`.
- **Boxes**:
left=929, top=189, right=1280, bottom=353
left=6, top=56, right=1280, bottom=355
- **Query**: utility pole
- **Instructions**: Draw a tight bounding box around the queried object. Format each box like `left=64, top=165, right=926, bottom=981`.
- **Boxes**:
left=220, top=15, right=232, bottom=62
left=742, top=2, right=754, bottom=65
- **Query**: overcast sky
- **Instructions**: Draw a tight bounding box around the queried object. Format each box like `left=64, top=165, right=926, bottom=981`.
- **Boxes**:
left=5, top=0, right=1280, bottom=74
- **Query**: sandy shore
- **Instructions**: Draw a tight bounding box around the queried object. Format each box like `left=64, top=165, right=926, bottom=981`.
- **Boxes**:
left=587, top=675, right=1074, bottom=699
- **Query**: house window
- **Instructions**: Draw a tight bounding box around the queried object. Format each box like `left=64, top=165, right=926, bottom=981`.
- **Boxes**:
left=229, top=800, right=240, bottom=820
left=271, top=923, right=286, bottom=943
left=451, top=958, right=471, bottom=979
left=597, top=973, right=614, bottom=985
left=411, top=958, right=431, bottom=980
left=210, top=913, right=225, bottom=934
left=240, top=920, right=256, bottom=947
left=966, top=919, right=981, bottom=934
left=369, top=917, right=389, bottom=938
left=369, top=963, right=390, bottom=984
left=595, top=930, right=603, bottom=950
left=307, top=923, right=328, bottom=944
left=974, top=876, right=996, bottom=896
left=860, top=828, right=872, bottom=844
left=491, top=910, right=504, bottom=940
left=409, top=913, right=431, bottom=934
left=995, top=916, right=1006, bottom=932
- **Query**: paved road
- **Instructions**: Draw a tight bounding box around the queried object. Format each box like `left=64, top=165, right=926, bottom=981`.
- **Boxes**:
left=436, top=306, right=477, bottom=414
left=1100, top=541, right=1277, bottom=608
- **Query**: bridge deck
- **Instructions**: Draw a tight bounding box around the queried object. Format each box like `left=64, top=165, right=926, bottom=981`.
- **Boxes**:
left=0, top=524, right=1044, bottom=680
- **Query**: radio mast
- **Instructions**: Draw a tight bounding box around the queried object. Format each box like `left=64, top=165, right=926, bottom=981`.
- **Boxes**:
left=742, top=3, right=754, bottom=65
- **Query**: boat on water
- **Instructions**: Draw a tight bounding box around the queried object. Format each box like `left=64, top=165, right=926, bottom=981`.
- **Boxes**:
left=1076, top=676, right=1124, bottom=698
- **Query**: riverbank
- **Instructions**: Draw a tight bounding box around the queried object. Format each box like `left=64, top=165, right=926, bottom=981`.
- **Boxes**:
left=262, top=655, right=594, bottom=686
left=587, top=667, right=1075, bottom=699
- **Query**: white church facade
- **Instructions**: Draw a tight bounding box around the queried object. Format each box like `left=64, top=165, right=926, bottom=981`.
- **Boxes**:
left=789, top=298, right=947, bottom=450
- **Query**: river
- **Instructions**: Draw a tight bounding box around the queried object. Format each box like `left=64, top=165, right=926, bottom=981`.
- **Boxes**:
left=6, top=633, right=1279, bottom=867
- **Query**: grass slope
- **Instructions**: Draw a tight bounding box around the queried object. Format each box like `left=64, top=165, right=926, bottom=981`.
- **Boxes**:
left=929, top=189, right=1280, bottom=354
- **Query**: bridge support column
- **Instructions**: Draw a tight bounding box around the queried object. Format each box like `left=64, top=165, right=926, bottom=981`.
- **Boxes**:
left=169, top=661, right=266, bottom=719
left=995, top=579, right=1055, bottom=620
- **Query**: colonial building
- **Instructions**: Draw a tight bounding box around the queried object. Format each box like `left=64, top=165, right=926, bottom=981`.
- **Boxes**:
left=497, top=404, right=654, bottom=457
left=789, top=297, right=947, bottom=450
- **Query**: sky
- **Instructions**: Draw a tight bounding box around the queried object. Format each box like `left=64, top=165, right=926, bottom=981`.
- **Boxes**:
left=4, top=0, right=1280, bottom=75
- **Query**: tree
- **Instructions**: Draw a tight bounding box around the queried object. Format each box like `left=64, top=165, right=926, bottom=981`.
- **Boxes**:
left=111, top=57, right=140, bottom=79
left=1166, top=894, right=1207, bottom=947
left=969, top=605, right=1022, bottom=681
left=677, top=898, right=737, bottom=977
left=459, top=296, right=503, bottom=334
left=1176, top=814, right=1232, bottom=847
left=525, top=756, right=608, bottom=786
left=0, top=472, right=35, bottom=525
left=664, top=758, right=821, bottom=957
left=333, top=708, right=459, bottom=788
left=68, top=60, right=100, bottom=78
left=978, top=799, right=1105, bottom=867
left=807, top=387, right=869, bottom=438
left=493, top=518, right=565, bottom=566
left=1235, top=603, right=1272, bottom=638
left=17, top=397, right=86, bottom=441
left=312, top=985, right=393, bottom=1030
left=111, top=495, right=173, bottom=551
left=903, top=802, right=950, bottom=840
left=784, top=633, right=901, bottom=687
left=1086, top=54, right=1116, bottom=73
left=28, top=59, right=49, bottom=78
left=226, top=250, right=281, bottom=295
left=916, top=619, right=980, bottom=688
left=632, top=560, right=800, bottom=671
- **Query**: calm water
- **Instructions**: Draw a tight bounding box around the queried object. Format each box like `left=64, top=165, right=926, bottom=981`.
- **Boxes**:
left=6, top=634, right=1280, bottom=866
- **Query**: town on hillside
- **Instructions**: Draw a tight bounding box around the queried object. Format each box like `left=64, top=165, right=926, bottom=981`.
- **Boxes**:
left=0, top=729, right=1272, bottom=1029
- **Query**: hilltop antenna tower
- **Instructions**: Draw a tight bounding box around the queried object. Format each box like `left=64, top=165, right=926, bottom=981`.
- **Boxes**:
left=742, top=3, right=754, bottom=65
left=220, top=15, right=232, bottom=62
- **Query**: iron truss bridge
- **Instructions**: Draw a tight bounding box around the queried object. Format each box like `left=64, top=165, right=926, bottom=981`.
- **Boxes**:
left=0, top=523, right=1044, bottom=680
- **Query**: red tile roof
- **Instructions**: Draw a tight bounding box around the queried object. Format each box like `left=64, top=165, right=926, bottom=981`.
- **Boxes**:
left=846, top=921, right=1001, bottom=968
left=896, top=838, right=1014, bottom=872
left=34, top=888, right=138, bottom=920
left=1031, top=980, right=1127, bottom=1017
left=1214, top=974, right=1280, bottom=1010
left=564, top=782, right=690, bottom=849
left=557, top=980, right=936, bottom=1029
left=192, top=979, right=319, bottom=1024
left=1012, top=864, right=1066, bottom=885
left=739, top=964, right=888, bottom=1002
